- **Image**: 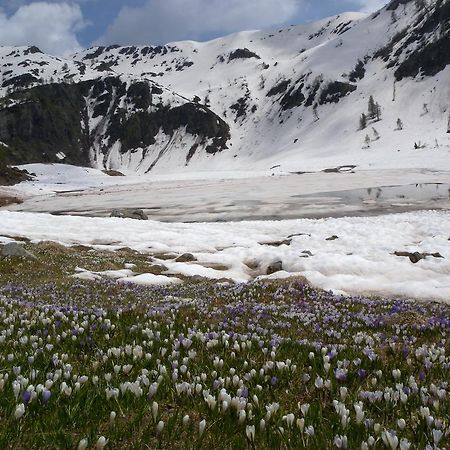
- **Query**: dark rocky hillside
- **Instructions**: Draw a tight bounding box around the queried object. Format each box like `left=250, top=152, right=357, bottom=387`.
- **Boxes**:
left=0, top=77, right=230, bottom=168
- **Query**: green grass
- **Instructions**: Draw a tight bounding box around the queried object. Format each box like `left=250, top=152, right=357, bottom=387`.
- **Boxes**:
left=0, top=247, right=449, bottom=449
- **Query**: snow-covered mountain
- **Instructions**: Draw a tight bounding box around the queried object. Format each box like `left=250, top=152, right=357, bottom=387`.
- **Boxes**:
left=1, top=0, right=449, bottom=174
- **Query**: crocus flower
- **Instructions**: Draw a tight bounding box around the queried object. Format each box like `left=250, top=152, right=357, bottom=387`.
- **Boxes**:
left=199, top=419, right=206, bottom=437
left=14, top=403, right=25, bottom=420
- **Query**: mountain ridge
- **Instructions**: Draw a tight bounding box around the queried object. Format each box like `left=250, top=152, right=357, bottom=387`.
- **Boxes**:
left=0, top=0, right=449, bottom=175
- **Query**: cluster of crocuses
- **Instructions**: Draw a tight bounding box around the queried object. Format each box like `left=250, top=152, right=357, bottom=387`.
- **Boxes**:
left=0, top=279, right=449, bottom=449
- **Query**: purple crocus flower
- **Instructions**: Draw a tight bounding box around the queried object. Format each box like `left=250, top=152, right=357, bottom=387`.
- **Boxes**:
left=358, top=368, right=366, bottom=379
left=42, top=389, right=51, bottom=404
left=271, top=376, right=277, bottom=386
left=21, top=391, right=31, bottom=405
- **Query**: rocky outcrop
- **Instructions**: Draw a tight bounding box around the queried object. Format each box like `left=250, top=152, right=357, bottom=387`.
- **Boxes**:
left=0, top=76, right=230, bottom=168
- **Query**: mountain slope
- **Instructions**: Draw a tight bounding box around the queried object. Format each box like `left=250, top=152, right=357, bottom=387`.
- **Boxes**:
left=1, top=0, right=449, bottom=174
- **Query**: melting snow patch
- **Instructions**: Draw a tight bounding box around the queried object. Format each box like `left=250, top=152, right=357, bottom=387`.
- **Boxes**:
left=1, top=211, right=450, bottom=301
left=117, top=274, right=182, bottom=286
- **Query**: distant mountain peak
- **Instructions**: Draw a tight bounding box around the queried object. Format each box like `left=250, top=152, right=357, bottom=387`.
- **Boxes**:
left=1, top=1, right=449, bottom=174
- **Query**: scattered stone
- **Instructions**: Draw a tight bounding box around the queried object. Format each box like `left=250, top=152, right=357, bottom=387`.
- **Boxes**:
left=110, top=209, right=148, bottom=220
left=244, top=260, right=260, bottom=270
left=300, top=250, right=314, bottom=257
left=322, top=165, right=357, bottom=173
left=260, top=239, right=292, bottom=247
left=146, top=264, right=168, bottom=275
left=90, top=239, right=121, bottom=246
left=1, top=242, right=37, bottom=259
left=394, top=251, right=444, bottom=264
left=326, top=235, right=339, bottom=241
left=103, top=170, right=125, bottom=177
left=267, top=260, right=283, bottom=275
left=175, top=253, right=197, bottom=263
left=152, top=253, right=179, bottom=261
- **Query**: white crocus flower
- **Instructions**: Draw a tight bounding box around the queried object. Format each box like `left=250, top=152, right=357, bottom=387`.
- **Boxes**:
left=334, top=435, right=348, bottom=449
left=354, top=402, right=365, bottom=424
left=77, top=439, right=88, bottom=450
left=399, top=439, right=411, bottom=450
left=432, top=429, right=443, bottom=445
left=199, top=419, right=206, bottom=437
left=381, top=430, right=399, bottom=450
left=151, top=401, right=158, bottom=421
left=246, top=425, right=255, bottom=442
left=95, top=436, right=107, bottom=449
left=315, top=376, right=324, bottom=389
left=14, top=403, right=25, bottom=420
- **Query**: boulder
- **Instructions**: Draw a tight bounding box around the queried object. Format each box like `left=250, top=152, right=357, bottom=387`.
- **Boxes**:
left=267, top=260, right=283, bottom=275
left=110, top=209, right=148, bottom=220
left=1, top=242, right=37, bottom=259
left=175, top=253, right=197, bottom=263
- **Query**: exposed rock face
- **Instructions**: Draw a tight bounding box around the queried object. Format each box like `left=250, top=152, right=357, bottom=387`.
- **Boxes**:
left=228, top=48, right=261, bottom=61
left=0, top=76, right=230, bottom=170
left=0, top=83, right=90, bottom=166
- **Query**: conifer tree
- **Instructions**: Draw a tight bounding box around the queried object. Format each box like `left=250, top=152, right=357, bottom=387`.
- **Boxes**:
left=359, top=113, right=367, bottom=130
left=368, top=96, right=376, bottom=119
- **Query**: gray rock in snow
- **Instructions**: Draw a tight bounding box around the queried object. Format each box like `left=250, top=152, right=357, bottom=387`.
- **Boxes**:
left=267, top=260, right=283, bottom=275
left=175, top=253, right=197, bottom=263
left=110, top=209, right=148, bottom=220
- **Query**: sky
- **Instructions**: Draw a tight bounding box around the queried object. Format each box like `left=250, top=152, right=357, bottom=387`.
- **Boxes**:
left=0, top=0, right=388, bottom=55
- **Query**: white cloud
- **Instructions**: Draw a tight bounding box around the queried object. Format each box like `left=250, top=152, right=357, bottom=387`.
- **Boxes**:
left=2, top=0, right=94, bottom=8
left=356, top=0, right=388, bottom=12
left=0, top=2, right=84, bottom=55
left=98, top=0, right=301, bottom=46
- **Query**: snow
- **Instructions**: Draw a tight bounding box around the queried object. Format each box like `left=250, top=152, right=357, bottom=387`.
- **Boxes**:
left=71, top=267, right=182, bottom=286
left=117, top=274, right=182, bottom=286
left=0, top=210, right=449, bottom=302
left=72, top=271, right=102, bottom=281
left=6, top=163, right=145, bottom=198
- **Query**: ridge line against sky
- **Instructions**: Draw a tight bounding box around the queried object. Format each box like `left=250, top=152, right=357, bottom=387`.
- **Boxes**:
left=0, top=0, right=388, bottom=56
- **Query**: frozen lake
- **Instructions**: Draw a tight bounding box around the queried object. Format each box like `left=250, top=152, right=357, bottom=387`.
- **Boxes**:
left=4, top=166, right=450, bottom=222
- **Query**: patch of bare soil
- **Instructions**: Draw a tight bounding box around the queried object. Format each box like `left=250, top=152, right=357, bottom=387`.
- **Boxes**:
left=0, top=194, right=23, bottom=207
